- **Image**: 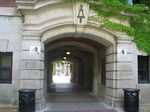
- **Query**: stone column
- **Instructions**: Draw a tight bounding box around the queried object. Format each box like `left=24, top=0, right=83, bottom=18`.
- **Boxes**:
left=20, top=33, right=45, bottom=110
left=104, top=35, right=134, bottom=108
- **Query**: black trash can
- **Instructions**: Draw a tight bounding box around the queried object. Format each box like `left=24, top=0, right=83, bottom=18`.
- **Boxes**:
left=18, top=89, right=36, bottom=112
left=123, top=88, right=140, bottom=112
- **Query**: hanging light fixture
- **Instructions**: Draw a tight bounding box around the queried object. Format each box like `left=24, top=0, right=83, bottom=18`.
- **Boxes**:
left=63, top=57, right=67, bottom=60
left=66, top=51, right=71, bottom=55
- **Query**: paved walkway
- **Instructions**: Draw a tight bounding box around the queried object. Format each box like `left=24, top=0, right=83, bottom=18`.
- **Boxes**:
left=0, top=83, right=150, bottom=112
left=43, top=83, right=117, bottom=112
left=0, top=106, right=150, bottom=112
left=139, top=105, right=150, bottom=112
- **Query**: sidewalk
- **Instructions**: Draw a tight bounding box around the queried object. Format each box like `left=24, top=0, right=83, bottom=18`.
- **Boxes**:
left=0, top=108, right=17, bottom=112
left=115, top=105, right=150, bottom=112
left=0, top=104, right=17, bottom=112
left=139, top=105, right=150, bottom=112
left=0, top=105, right=150, bottom=112
left=0, top=81, right=150, bottom=112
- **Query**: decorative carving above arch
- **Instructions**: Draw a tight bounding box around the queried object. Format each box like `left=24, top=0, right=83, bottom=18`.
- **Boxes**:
left=18, top=1, right=116, bottom=47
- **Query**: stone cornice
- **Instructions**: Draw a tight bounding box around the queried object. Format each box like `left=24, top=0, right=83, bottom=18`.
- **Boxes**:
left=16, top=0, right=63, bottom=9
left=0, top=7, right=21, bottom=16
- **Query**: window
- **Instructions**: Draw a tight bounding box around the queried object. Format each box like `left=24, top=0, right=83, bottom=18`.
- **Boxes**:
left=138, top=56, right=149, bottom=83
left=0, top=52, right=12, bottom=83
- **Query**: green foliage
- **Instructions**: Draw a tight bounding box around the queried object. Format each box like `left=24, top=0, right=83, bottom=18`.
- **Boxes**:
left=64, top=0, right=87, bottom=2
left=36, top=0, right=150, bottom=54
left=130, top=13, right=150, bottom=53
left=119, top=0, right=128, bottom=4
left=64, top=0, right=150, bottom=54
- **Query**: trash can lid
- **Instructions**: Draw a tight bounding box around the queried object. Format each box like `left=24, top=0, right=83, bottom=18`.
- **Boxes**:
left=18, top=89, right=36, bottom=92
left=123, top=88, right=140, bottom=91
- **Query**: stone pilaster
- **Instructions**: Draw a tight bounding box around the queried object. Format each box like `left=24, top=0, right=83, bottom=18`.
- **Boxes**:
left=20, top=33, right=45, bottom=110
left=104, top=35, right=134, bottom=108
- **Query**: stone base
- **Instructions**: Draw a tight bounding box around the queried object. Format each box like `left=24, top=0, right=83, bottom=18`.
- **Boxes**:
left=35, top=97, right=46, bottom=110
left=104, top=95, right=124, bottom=108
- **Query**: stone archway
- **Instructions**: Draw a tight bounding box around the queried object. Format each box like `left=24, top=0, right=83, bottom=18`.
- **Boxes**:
left=42, top=24, right=116, bottom=94
left=17, top=0, right=134, bottom=110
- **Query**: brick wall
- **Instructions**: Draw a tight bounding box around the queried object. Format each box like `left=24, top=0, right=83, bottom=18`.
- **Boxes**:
left=0, top=0, right=17, bottom=8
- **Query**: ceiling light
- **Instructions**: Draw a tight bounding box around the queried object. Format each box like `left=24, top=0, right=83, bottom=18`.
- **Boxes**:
left=63, top=57, right=67, bottom=60
left=66, top=51, right=71, bottom=55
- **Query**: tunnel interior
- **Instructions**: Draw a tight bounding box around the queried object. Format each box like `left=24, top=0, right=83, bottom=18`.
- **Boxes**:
left=45, top=37, right=105, bottom=93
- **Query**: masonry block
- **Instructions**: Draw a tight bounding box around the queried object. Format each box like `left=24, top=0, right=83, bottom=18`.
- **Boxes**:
left=12, top=70, right=20, bottom=80
left=0, top=84, right=13, bottom=104
left=36, top=89, right=44, bottom=99
left=106, top=46, right=115, bottom=55
left=117, top=63, right=132, bottom=71
left=7, top=42, right=22, bottom=52
left=21, top=51, right=41, bottom=60
left=106, top=54, right=115, bottom=63
left=106, top=63, right=116, bottom=71
left=21, top=60, right=44, bottom=70
left=106, top=79, right=134, bottom=88
left=0, top=39, right=8, bottom=52
left=22, top=40, right=41, bottom=50
left=20, top=80, right=43, bottom=89
left=106, top=71, right=133, bottom=79
left=21, top=70, right=44, bottom=80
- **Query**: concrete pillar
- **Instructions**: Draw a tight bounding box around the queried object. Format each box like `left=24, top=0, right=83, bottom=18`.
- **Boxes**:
left=20, top=33, right=45, bottom=110
left=104, top=35, right=134, bottom=108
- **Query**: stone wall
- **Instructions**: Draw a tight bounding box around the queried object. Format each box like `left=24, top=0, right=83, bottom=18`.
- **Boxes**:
left=0, top=7, right=22, bottom=107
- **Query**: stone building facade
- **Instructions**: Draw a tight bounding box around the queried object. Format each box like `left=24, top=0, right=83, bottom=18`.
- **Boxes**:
left=0, top=0, right=150, bottom=110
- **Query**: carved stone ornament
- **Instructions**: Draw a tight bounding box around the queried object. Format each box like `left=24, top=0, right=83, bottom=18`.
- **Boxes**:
left=77, top=4, right=85, bottom=23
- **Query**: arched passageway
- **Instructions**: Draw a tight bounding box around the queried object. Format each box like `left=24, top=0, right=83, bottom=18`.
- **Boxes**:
left=42, top=24, right=117, bottom=109
left=45, top=38, right=105, bottom=93
left=17, top=1, right=134, bottom=110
